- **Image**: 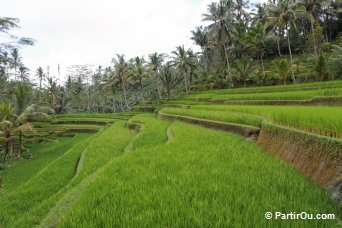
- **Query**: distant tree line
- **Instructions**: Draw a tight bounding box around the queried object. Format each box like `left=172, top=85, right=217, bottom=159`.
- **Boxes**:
left=0, top=0, right=341, bottom=116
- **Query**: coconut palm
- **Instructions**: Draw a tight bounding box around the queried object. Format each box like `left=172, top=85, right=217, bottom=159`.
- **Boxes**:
left=171, top=46, right=196, bottom=95
left=130, top=57, right=148, bottom=104
left=298, top=0, right=328, bottom=58
left=266, top=0, right=306, bottom=83
left=244, top=21, right=267, bottom=77
left=36, top=67, right=44, bottom=89
left=13, top=82, right=29, bottom=115
left=45, top=77, right=60, bottom=111
left=191, top=26, right=210, bottom=71
left=10, top=48, right=21, bottom=80
left=233, top=57, right=254, bottom=86
left=148, top=52, right=164, bottom=99
left=18, top=64, right=29, bottom=82
left=111, top=54, right=130, bottom=109
left=159, top=63, right=182, bottom=100
left=272, top=58, right=291, bottom=85
left=202, top=0, right=235, bottom=86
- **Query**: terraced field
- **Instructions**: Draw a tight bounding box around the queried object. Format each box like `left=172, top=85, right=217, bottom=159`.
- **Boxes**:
left=0, top=81, right=341, bottom=227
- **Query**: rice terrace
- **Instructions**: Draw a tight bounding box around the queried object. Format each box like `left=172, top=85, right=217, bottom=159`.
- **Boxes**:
left=0, top=0, right=341, bottom=227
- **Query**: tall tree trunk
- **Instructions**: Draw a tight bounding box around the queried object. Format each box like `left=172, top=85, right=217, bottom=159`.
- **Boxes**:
left=183, top=71, right=188, bottom=95
left=155, top=72, right=161, bottom=99
left=167, top=87, right=171, bottom=100
left=311, top=17, right=318, bottom=58
left=18, top=131, right=22, bottom=158
left=276, top=29, right=282, bottom=56
left=6, top=137, right=14, bottom=158
left=222, top=42, right=233, bottom=87
left=287, top=28, right=295, bottom=83
left=260, top=55, right=265, bottom=78
left=121, top=78, right=129, bottom=109
left=140, top=83, right=145, bottom=104
left=112, top=98, right=116, bottom=113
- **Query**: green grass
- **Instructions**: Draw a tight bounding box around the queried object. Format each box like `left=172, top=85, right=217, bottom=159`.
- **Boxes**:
left=190, top=105, right=342, bottom=137
left=189, top=88, right=342, bottom=101
left=161, top=107, right=263, bottom=128
left=4, top=121, right=136, bottom=227
left=128, top=114, right=170, bottom=150
left=58, top=121, right=339, bottom=227
left=16, top=115, right=168, bottom=227
left=188, top=80, right=342, bottom=98
left=0, top=134, right=91, bottom=193
left=57, top=112, right=139, bottom=120
left=0, top=126, right=112, bottom=226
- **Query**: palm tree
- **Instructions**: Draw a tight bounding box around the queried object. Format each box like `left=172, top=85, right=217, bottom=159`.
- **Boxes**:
left=18, top=64, right=29, bottom=82
left=202, top=0, right=235, bottom=87
left=191, top=26, right=210, bottom=71
left=159, top=63, right=182, bottom=100
left=244, top=21, right=267, bottom=77
left=130, top=57, right=148, bottom=104
left=148, top=52, right=164, bottom=99
left=299, top=0, right=328, bottom=58
left=272, top=58, right=291, bottom=85
left=266, top=0, right=306, bottom=83
left=10, top=48, right=21, bottom=80
left=45, top=77, right=60, bottom=111
left=36, top=67, right=44, bottom=89
left=13, top=82, right=29, bottom=115
left=233, top=57, right=253, bottom=86
left=111, top=54, right=130, bottom=109
left=171, top=46, right=196, bottom=95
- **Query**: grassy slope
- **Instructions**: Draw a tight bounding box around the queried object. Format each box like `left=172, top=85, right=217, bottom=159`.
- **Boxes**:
left=161, top=107, right=263, bottom=127
left=0, top=125, right=111, bottom=226
left=0, top=134, right=91, bottom=193
left=188, top=80, right=342, bottom=97
left=11, top=121, right=136, bottom=227
left=188, top=88, right=342, bottom=101
left=190, top=105, right=342, bottom=137
left=59, top=121, right=339, bottom=227
left=35, top=114, right=169, bottom=227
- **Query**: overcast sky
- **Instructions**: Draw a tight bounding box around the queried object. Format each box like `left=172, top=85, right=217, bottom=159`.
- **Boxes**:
left=1, top=0, right=263, bottom=82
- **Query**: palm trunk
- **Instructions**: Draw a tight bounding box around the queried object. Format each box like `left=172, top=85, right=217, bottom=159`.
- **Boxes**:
left=140, top=82, right=145, bottom=104
left=287, top=28, right=295, bottom=83
left=155, top=72, right=161, bottom=99
left=276, top=30, right=282, bottom=56
left=18, top=131, right=22, bottom=157
left=167, top=87, right=171, bottom=100
left=121, top=77, right=129, bottom=109
left=184, top=71, right=188, bottom=95
left=260, top=55, right=265, bottom=78
left=112, top=98, right=116, bottom=113
left=222, top=42, right=233, bottom=87
left=311, top=17, right=318, bottom=58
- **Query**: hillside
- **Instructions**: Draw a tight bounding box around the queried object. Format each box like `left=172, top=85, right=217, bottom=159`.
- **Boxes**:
left=0, top=81, right=341, bottom=227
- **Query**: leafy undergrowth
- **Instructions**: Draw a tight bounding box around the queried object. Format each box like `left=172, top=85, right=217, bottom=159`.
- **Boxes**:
left=58, top=121, right=339, bottom=227
left=0, top=134, right=91, bottom=194
left=189, top=105, right=342, bottom=138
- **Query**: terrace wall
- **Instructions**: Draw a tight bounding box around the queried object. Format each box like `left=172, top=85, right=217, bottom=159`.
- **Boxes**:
left=158, top=112, right=259, bottom=138
left=257, top=122, right=342, bottom=199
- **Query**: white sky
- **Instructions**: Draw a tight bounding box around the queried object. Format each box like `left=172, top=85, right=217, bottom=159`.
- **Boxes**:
left=1, top=0, right=264, bottom=83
